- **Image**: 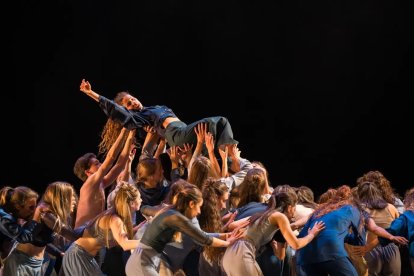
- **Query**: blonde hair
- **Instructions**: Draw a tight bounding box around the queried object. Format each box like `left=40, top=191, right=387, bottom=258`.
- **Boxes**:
left=42, top=181, right=77, bottom=232
left=99, top=182, right=140, bottom=246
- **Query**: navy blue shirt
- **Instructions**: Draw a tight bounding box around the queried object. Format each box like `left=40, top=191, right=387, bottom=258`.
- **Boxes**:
left=235, top=202, right=267, bottom=220
left=0, top=207, right=40, bottom=245
left=98, top=96, right=177, bottom=140
left=380, top=210, right=414, bottom=258
left=296, top=204, right=362, bottom=265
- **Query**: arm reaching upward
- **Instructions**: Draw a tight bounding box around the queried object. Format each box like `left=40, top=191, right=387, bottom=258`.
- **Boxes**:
left=103, top=129, right=136, bottom=189
left=80, top=79, right=100, bottom=102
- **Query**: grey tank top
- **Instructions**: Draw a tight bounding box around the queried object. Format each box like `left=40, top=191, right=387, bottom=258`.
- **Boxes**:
left=86, top=217, right=117, bottom=248
left=245, top=216, right=279, bottom=250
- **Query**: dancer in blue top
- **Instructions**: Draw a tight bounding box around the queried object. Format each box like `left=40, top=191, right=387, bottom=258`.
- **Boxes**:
left=296, top=185, right=407, bottom=276
left=380, top=187, right=414, bottom=274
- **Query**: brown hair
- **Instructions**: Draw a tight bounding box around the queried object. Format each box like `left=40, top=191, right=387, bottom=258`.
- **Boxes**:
left=73, top=152, right=97, bottom=181
left=404, top=187, right=414, bottom=210
left=296, top=186, right=318, bottom=209
left=314, top=185, right=353, bottom=218
left=174, top=185, right=203, bottom=214
left=187, top=156, right=218, bottom=190
left=237, top=168, right=268, bottom=207
left=356, top=171, right=396, bottom=204
left=136, top=158, right=162, bottom=183
left=199, top=178, right=228, bottom=263
left=318, top=188, right=337, bottom=204
left=0, top=186, right=38, bottom=216
left=99, top=92, right=129, bottom=156
left=356, top=181, right=388, bottom=209
left=251, top=187, right=298, bottom=225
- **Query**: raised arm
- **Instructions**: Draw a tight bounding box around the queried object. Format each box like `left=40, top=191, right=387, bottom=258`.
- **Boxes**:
left=117, top=146, right=137, bottom=184
left=218, top=146, right=229, bottom=178
left=103, top=129, right=136, bottom=188
left=83, top=128, right=128, bottom=192
left=80, top=79, right=100, bottom=102
left=205, top=132, right=221, bottom=177
left=228, top=144, right=241, bottom=173
left=81, top=79, right=148, bottom=132
left=154, top=138, right=167, bottom=159
left=189, top=123, right=207, bottom=171
left=140, top=126, right=160, bottom=160
left=227, top=146, right=253, bottom=187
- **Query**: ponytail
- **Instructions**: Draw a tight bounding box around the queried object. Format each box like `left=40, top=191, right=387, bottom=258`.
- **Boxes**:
left=0, top=186, right=38, bottom=215
left=0, top=187, right=14, bottom=206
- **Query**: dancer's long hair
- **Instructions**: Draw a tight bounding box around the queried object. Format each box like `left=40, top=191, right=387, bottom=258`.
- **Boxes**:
left=199, top=178, right=228, bottom=263
left=41, top=181, right=77, bottom=232
left=98, top=92, right=129, bottom=156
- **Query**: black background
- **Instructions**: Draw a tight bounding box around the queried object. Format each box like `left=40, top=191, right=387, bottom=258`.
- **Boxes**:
left=4, top=0, right=412, bottom=198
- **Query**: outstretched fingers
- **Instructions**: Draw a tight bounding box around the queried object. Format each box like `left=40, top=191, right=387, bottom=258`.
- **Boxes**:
left=391, top=235, right=409, bottom=246
left=309, top=221, right=325, bottom=236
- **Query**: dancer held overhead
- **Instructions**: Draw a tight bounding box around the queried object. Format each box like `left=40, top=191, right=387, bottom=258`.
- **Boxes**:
left=79, top=79, right=238, bottom=155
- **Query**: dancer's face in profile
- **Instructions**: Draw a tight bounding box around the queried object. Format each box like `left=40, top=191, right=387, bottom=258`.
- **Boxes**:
left=121, top=94, right=143, bottom=110
left=217, top=191, right=229, bottom=211
left=187, top=199, right=203, bottom=219
left=285, top=204, right=296, bottom=221
left=16, top=197, right=37, bottom=221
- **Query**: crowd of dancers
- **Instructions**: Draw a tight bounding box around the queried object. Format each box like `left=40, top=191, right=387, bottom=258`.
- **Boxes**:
left=1, top=79, right=413, bottom=276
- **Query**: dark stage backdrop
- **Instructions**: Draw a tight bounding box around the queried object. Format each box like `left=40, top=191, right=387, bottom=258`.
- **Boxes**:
left=5, top=0, right=412, bottom=198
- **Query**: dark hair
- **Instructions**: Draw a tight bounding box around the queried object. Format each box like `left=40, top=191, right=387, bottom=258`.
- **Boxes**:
left=229, top=185, right=241, bottom=209
left=356, top=170, right=395, bottom=204
left=136, top=158, right=161, bottom=183
left=73, top=152, right=97, bottom=181
left=163, top=179, right=194, bottom=205
left=251, top=188, right=298, bottom=225
left=357, top=181, right=388, bottom=209
left=238, top=168, right=268, bottom=207
left=174, top=185, right=202, bottom=214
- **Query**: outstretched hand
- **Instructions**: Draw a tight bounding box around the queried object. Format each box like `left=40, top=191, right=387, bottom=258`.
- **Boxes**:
left=390, top=235, right=409, bottom=246
left=79, top=79, right=100, bottom=102
left=80, top=79, right=92, bottom=94
left=308, top=221, right=325, bottom=237
left=194, top=123, right=208, bottom=144
left=143, top=125, right=155, bottom=133
left=226, top=226, right=246, bottom=245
